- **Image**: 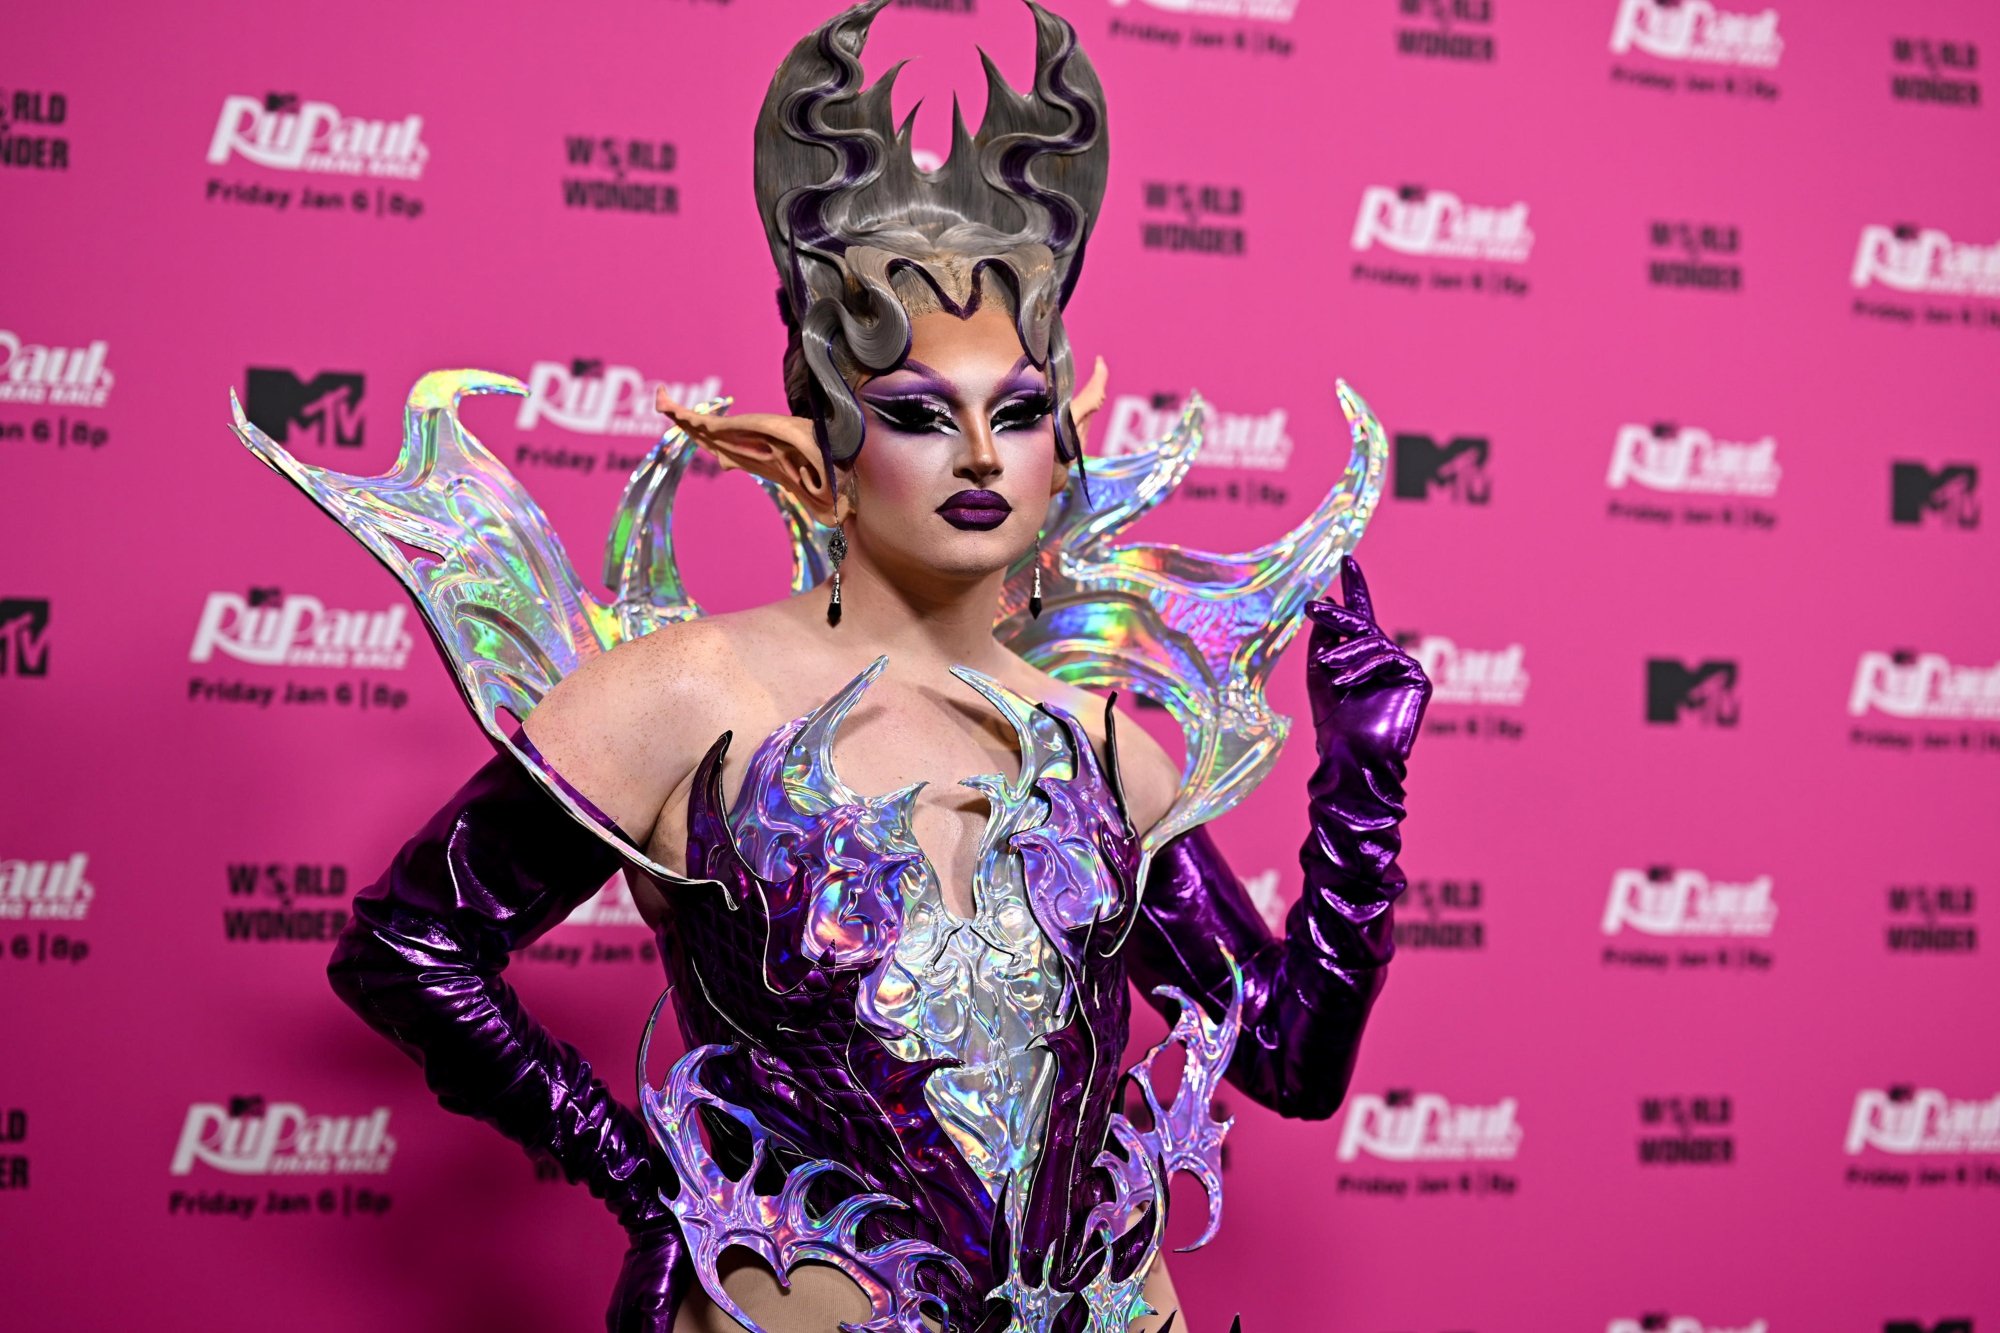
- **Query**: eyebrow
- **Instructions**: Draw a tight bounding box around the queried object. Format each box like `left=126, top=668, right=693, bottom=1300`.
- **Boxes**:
left=868, top=356, right=1044, bottom=398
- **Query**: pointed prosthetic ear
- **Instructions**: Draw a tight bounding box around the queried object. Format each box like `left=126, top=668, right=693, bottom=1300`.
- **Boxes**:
left=656, top=389, right=843, bottom=525
left=1058, top=355, right=1110, bottom=495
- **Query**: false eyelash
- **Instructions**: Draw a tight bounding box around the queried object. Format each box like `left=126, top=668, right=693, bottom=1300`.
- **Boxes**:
left=992, top=394, right=1055, bottom=433
left=863, top=397, right=956, bottom=435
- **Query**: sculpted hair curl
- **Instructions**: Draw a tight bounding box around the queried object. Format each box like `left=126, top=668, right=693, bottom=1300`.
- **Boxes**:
left=754, top=0, right=1109, bottom=473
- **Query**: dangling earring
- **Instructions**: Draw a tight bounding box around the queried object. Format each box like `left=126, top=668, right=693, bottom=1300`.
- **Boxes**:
left=826, top=528, right=847, bottom=627
left=1029, top=534, right=1044, bottom=620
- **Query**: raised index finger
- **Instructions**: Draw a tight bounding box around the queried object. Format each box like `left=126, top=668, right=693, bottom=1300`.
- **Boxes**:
left=1339, top=554, right=1377, bottom=625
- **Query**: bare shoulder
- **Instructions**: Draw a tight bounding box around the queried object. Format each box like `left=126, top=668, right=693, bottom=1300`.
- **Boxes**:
left=519, top=617, right=750, bottom=841
left=1009, top=665, right=1182, bottom=838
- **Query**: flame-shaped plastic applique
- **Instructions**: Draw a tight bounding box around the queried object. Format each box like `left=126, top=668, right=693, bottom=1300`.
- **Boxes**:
left=988, top=956, right=1243, bottom=1332
left=230, top=369, right=802, bottom=884
left=637, top=1005, right=965, bottom=1333
left=999, top=384, right=1388, bottom=883
left=233, top=372, right=1385, bottom=885
left=1083, top=951, right=1243, bottom=1261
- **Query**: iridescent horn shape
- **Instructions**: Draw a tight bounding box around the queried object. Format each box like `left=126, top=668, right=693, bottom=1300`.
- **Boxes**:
left=230, top=369, right=800, bottom=885
left=230, top=372, right=1386, bottom=889
left=999, top=381, right=1389, bottom=886
left=637, top=1000, right=966, bottom=1333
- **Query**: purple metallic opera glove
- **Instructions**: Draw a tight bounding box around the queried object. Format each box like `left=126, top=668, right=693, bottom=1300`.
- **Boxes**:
left=326, top=730, right=692, bottom=1331
left=1126, top=555, right=1431, bottom=1119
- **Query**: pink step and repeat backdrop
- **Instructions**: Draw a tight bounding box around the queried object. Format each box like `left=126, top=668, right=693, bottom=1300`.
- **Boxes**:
left=4, top=1, right=1996, bottom=1330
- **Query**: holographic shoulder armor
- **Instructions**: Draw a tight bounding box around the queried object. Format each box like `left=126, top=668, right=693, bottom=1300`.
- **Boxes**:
left=233, top=368, right=1388, bottom=1330
left=231, top=369, right=1386, bottom=884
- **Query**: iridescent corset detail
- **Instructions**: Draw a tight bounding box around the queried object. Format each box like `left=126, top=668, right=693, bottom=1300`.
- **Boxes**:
left=727, top=658, right=1124, bottom=1215
left=638, top=658, right=1239, bottom=1331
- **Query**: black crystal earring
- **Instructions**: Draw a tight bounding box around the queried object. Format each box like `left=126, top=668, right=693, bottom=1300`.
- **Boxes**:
left=827, top=528, right=847, bottom=627
left=1029, top=534, right=1044, bottom=620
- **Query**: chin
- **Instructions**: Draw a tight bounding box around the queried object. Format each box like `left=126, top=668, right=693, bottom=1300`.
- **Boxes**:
left=909, top=536, right=1025, bottom=581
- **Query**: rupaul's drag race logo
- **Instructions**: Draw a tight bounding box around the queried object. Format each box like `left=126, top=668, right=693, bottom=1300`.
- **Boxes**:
left=0, top=853, right=93, bottom=922
left=1607, top=422, right=1779, bottom=496
left=206, top=93, right=427, bottom=180
left=1603, top=866, right=1776, bottom=937
left=1851, top=224, right=2000, bottom=300
left=1609, top=0, right=1783, bottom=67
left=1351, top=184, right=1534, bottom=264
left=1336, top=1091, right=1522, bottom=1162
left=1846, top=1088, right=2000, bottom=1156
left=1398, top=635, right=1528, bottom=708
left=517, top=358, right=722, bottom=438
left=189, top=590, right=412, bottom=671
left=1607, top=1318, right=1767, bottom=1333
left=1394, top=631, right=1526, bottom=741
left=171, top=1097, right=396, bottom=1176
left=1848, top=652, right=2000, bottom=721
left=0, top=330, right=113, bottom=407
left=1101, top=394, right=1293, bottom=472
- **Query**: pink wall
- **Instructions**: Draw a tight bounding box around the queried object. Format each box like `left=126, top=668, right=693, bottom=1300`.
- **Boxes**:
left=3, top=1, right=1996, bottom=1330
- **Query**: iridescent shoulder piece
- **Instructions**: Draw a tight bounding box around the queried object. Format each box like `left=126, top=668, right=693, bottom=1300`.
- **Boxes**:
left=228, top=368, right=818, bottom=885
left=1004, top=382, right=1387, bottom=878
left=230, top=370, right=1385, bottom=886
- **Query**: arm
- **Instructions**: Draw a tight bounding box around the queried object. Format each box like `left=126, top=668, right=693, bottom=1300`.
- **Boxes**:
left=329, top=636, right=720, bottom=1331
left=1124, top=555, right=1431, bottom=1120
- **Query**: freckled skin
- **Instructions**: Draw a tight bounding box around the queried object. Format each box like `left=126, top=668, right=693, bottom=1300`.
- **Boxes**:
left=524, top=300, right=1188, bottom=1333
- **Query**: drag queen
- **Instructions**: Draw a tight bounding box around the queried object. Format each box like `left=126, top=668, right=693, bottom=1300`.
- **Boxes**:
left=234, top=3, right=1430, bottom=1329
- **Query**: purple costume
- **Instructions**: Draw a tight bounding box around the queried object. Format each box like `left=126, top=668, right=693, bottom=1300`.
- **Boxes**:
left=233, top=5, right=1431, bottom=1326
left=325, top=560, right=1429, bottom=1331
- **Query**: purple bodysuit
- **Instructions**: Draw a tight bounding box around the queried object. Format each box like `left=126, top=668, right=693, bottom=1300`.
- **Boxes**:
left=331, top=559, right=1430, bottom=1333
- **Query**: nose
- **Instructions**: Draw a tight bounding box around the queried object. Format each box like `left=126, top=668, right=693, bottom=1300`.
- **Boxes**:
left=954, top=418, right=1003, bottom=486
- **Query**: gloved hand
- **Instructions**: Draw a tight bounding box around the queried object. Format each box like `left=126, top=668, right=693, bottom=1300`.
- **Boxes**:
left=326, top=730, right=691, bottom=1329
left=1126, top=555, right=1431, bottom=1118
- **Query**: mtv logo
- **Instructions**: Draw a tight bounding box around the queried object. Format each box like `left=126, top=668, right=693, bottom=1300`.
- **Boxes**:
left=244, top=368, right=365, bottom=448
left=1890, top=462, right=1979, bottom=529
left=1645, top=658, right=1740, bottom=726
left=1393, top=433, right=1492, bottom=503
left=0, top=598, right=51, bottom=677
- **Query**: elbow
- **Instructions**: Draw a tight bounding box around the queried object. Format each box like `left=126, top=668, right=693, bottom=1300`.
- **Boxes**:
left=1228, top=1021, right=1365, bottom=1122
left=325, top=917, right=383, bottom=1021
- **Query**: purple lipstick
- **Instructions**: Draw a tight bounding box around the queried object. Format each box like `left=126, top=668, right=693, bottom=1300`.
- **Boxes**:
left=936, top=489, right=1012, bottom=531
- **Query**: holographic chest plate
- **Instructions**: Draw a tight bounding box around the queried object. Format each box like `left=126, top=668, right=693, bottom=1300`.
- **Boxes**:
left=725, top=658, right=1126, bottom=1219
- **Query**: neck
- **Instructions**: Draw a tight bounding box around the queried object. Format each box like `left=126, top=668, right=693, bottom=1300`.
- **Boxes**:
left=824, top=546, right=1010, bottom=671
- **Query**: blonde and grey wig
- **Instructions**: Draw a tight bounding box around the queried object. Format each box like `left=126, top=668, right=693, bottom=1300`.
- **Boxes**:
left=754, top=0, right=1109, bottom=471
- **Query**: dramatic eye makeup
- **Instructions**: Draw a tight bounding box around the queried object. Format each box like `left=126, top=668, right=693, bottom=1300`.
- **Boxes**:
left=862, top=356, right=1054, bottom=438
left=990, top=391, right=1054, bottom=433
left=861, top=393, right=957, bottom=435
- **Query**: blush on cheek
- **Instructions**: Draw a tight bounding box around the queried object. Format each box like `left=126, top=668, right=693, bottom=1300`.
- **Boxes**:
left=852, top=434, right=944, bottom=515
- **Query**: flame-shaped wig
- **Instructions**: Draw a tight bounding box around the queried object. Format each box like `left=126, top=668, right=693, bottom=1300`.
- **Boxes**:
left=754, top=0, right=1109, bottom=470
